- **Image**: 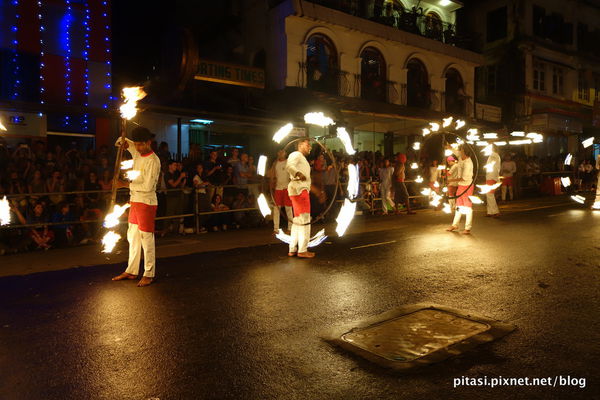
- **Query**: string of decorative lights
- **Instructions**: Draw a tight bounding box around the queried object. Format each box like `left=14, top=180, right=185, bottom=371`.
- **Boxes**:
left=83, top=1, right=91, bottom=131
left=38, top=0, right=45, bottom=105
left=64, top=0, right=73, bottom=127
left=102, top=0, right=112, bottom=109
left=11, top=0, right=21, bottom=100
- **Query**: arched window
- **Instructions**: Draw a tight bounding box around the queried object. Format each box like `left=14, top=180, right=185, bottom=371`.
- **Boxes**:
left=360, top=47, right=386, bottom=102
left=306, top=34, right=338, bottom=94
left=253, top=49, right=266, bottom=68
left=424, top=12, right=443, bottom=41
left=445, top=68, right=466, bottom=114
left=406, top=58, right=430, bottom=108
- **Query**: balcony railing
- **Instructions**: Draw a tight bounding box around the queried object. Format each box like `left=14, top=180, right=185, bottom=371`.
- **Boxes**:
left=304, top=0, right=480, bottom=51
left=298, top=62, right=352, bottom=96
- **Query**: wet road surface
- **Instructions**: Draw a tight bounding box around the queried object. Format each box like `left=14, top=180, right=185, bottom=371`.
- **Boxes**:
left=1, top=205, right=599, bottom=399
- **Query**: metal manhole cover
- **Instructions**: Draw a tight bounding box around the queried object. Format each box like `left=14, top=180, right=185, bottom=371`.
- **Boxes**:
left=341, top=309, right=490, bottom=362
left=324, top=304, right=516, bottom=371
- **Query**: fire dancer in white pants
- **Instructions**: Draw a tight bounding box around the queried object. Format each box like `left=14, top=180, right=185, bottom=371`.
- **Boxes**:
left=112, top=127, right=161, bottom=287
left=286, top=138, right=315, bottom=258
left=447, top=144, right=474, bottom=234
left=270, top=149, right=293, bottom=234
left=485, top=144, right=501, bottom=217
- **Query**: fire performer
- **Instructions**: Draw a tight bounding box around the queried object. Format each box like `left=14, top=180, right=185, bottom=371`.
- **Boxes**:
left=286, top=138, right=315, bottom=258
left=446, top=144, right=474, bottom=234
left=270, top=149, right=293, bottom=235
left=485, top=144, right=501, bottom=217
left=112, top=127, right=161, bottom=286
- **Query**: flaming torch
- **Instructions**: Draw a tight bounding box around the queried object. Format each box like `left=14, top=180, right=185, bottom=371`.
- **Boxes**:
left=0, top=118, right=6, bottom=131
left=102, top=86, right=147, bottom=253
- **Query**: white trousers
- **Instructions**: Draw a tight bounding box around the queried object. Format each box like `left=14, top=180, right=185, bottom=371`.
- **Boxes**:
left=452, top=208, right=473, bottom=230
left=449, top=198, right=456, bottom=213
left=486, top=191, right=499, bottom=215
left=273, top=205, right=293, bottom=232
left=381, top=185, right=394, bottom=212
left=289, top=212, right=311, bottom=253
left=125, top=223, right=155, bottom=278
left=501, top=185, right=513, bottom=201
left=595, top=174, right=600, bottom=203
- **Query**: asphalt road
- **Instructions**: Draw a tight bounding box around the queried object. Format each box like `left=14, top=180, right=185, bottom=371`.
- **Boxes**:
left=1, top=204, right=599, bottom=400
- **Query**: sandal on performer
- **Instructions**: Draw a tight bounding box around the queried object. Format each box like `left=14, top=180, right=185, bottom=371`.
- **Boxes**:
left=446, top=225, right=458, bottom=232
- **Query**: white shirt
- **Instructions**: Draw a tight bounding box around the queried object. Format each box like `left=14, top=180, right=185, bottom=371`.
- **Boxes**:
left=286, top=151, right=311, bottom=196
left=378, top=167, right=394, bottom=188
left=457, top=157, right=473, bottom=186
left=447, top=164, right=459, bottom=187
left=429, top=166, right=441, bottom=183
left=501, top=160, right=517, bottom=178
left=192, top=174, right=207, bottom=194
left=486, top=152, right=501, bottom=181
left=117, top=138, right=161, bottom=205
left=274, top=160, right=290, bottom=190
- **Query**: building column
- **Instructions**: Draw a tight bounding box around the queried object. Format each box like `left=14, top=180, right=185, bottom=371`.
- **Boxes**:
left=398, top=68, right=408, bottom=106
left=430, top=75, right=445, bottom=113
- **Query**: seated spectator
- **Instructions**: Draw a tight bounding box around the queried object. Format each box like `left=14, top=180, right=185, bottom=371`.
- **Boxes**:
left=99, top=169, right=112, bottom=190
left=231, top=191, right=248, bottom=228
left=96, top=157, right=111, bottom=177
left=12, top=200, right=54, bottom=250
left=84, top=171, right=102, bottom=208
left=7, top=171, right=26, bottom=195
left=50, top=202, right=75, bottom=247
left=46, top=170, right=65, bottom=205
left=28, top=169, right=46, bottom=195
left=208, top=194, right=231, bottom=232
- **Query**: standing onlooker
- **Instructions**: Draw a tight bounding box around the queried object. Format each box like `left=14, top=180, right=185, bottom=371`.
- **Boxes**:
left=165, top=160, right=187, bottom=233
left=192, top=163, right=209, bottom=233
left=203, top=150, right=222, bottom=200
left=501, top=154, right=517, bottom=201
left=428, top=159, right=441, bottom=193
left=227, top=148, right=241, bottom=169
left=485, top=145, right=501, bottom=217
left=233, top=153, right=251, bottom=187
left=378, top=158, right=394, bottom=215
left=446, top=156, right=459, bottom=213
left=393, top=153, right=415, bottom=215
left=270, top=149, right=293, bottom=234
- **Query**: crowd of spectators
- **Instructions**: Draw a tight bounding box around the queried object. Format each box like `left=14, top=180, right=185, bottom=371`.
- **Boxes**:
left=0, top=139, right=268, bottom=255
left=0, top=135, right=595, bottom=255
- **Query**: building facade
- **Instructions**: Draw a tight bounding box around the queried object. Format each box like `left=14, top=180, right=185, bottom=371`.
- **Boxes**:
left=0, top=0, right=113, bottom=148
left=265, top=0, right=485, bottom=154
left=465, top=0, right=600, bottom=158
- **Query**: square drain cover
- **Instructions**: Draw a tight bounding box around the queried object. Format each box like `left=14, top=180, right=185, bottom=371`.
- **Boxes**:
left=324, top=304, right=515, bottom=371
left=342, top=308, right=490, bottom=362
